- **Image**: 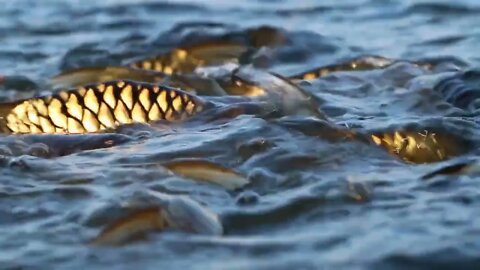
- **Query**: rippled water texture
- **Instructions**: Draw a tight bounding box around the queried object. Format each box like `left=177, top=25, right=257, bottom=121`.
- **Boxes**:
left=2, top=0, right=480, bottom=269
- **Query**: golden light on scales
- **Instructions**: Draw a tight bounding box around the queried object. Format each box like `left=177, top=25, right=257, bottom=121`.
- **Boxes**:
left=1, top=80, right=204, bottom=134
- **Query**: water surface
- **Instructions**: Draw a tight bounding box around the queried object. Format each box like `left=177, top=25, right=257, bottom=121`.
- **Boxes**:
left=1, top=0, right=480, bottom=269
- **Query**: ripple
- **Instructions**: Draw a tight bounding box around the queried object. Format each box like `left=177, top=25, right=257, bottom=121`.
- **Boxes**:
left=406, top=2, right=478, bottom=15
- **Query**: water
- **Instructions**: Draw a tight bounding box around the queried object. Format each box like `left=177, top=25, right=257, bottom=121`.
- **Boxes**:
left=1, top=0, right=480, bottom=269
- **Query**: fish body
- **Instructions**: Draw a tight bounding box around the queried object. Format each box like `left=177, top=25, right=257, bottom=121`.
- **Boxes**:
left=163, top=159, right=249, bottom=190
left=369, top=129, right=470, bottom=164
left=129, top=42, right=248, bottom=75
left=195, top=65, right=328, bottom=119
left=289, top=56, right=396, bottom=81
left=50, top=66, right=166, bottom=89
left=91, top=194, right=223, bottom=246
left=288, top=55, right=433, bottom=81
left=1, top=80, right=206, bottom=134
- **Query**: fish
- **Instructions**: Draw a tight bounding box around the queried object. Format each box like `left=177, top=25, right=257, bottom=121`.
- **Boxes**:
left=288, top=55, right=432, bottom=81
left=195, top=65, right=328, bottom=119
left=48, top=40, right=249, bottom=89
left=369, top=129, right=470, bottom=164
left=421, top=159, right=480, bottom=180
left=128, top=41, right=249, bottom=75
left=163, top=159, right=249, bottom=190
left=0, top=133, right=131, bottom=157
left=50, top=66, right=166, bottom=89
left=90, top=207, right=168, bottom=246
left=127, top=25, right=289, bottom=76
left=91, top=194, right=223, bottom=246
left=51, top=66, right=231, bottom=97
left=223, top=66, right=327, bottom=119
left=0, top=80, right=206, bottom=134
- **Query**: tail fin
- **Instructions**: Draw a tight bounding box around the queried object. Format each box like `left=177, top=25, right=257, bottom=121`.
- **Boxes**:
left=0, top=102, right=16, bottom=133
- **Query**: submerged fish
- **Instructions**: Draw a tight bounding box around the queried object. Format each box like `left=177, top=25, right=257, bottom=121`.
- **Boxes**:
left=0, top=133, right=131, bottom=157
left=0, top=80, right=205, bottom=134
left=2, top=62, right=334, bottom=135
left=128, top=25, right=286, bottom=75
left=288, top=55, right=433, bottom=81
left=194, top=65, right=328, bottom=119
left=91, top=193, right=223, bottom=246
left=129, top=41, right=249, bottom=75
left=421, top=159, right=480, bottom=179
left=50, top=66, right=166, bottom=89
left=49, top=41, right=251, bottom=89
left=369, top=128, right=470, bottom=164
left=48, top=27, right=283, bottom=91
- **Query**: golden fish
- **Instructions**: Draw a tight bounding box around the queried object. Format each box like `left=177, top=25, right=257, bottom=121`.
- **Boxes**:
left=0, top=80, right=205, bottom=134
left=50, top=66, right=166, bottom=89
left=91, top=195, right=223, bottom=246
left=163, top=159, right=249, bottom=190
left=288, top=56, right=434, bottom=82
left=129, top=41, right=249, bottom=75
left=91, top=207, right=168, bottom=246
left=289, top=56, right=396, bottom=81
left=216, top=66, right=328, bottom=119
left=370, top=129, right=469, bottom=164
left=49, top=42, right=249, bottom=89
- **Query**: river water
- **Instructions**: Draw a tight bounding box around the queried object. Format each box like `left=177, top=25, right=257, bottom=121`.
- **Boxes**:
left=1, top=0, right=480, bottom=269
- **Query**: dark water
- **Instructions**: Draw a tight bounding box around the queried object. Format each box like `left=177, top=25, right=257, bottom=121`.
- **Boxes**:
left=2, top=0, right=480, bottom=269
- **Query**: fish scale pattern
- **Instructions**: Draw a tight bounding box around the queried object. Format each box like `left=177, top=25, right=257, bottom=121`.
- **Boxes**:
left=4, top=80, right=204, bottom=134
left=129, top=49, right=200, bottom=75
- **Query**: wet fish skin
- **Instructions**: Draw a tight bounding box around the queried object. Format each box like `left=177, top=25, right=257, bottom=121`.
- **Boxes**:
left=421, top=159, right=478, bottom=180
left=90, top=207, right=169, bottom=246
left=198, top=65, right=328, bottom=119
left=49, top=42, right=250, bottom=89
left=369, top=129, right=470, bottom=164
left=50, top=66, right=167, bottom=89
left=0, top=80, right=206, bottom=134
left=230, top=66, right=328, bottom=119
left=129, top=41, right=249, bottom=75
left=288, top=56, right=395, bottom=81
left=288, top=55, right=432, bottom=81
left=91, top=195, right=223, bottom=246
left=0, top=133, right=132, bottom=157
left=163, top=158, right=249, bottom=190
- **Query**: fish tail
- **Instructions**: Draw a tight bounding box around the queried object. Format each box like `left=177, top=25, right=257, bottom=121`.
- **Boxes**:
left=0, top=102, right=16, bottom=133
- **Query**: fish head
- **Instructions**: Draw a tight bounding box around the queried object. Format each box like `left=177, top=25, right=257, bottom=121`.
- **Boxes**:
left=226, top=66, right=327, bottom=119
